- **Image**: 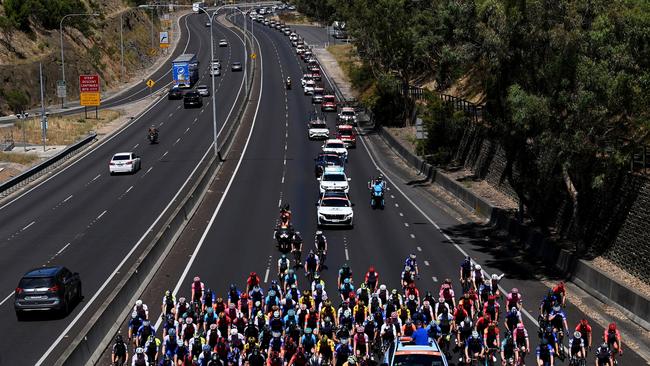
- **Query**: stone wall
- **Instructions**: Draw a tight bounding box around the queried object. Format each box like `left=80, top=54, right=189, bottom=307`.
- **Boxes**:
left=604, top=176, right=650, bottom=284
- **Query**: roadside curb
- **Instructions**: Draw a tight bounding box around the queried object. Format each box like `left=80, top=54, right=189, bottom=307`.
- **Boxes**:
left=55, top=20, right=260, bottom=366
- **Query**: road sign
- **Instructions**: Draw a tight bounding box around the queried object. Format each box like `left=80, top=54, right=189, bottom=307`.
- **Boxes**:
left=251, top=53, right=257, bottom=59
left=192, top=3, right=200, bottom=12
left=146, top=79, right=156, bottom=88
left=79, top=75, right=101, bottom=107
left=169, top=4, right=174, bottom=12
left=149, top=48, right=158, bottom=56
left=56, top=80, right=66, bottom=98
left=160, top=31, right=170, bottom=48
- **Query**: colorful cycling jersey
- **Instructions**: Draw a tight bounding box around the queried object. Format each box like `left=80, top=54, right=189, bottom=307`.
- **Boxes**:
left=536, top=344, right=554, bottom=358
left=569, top=337, right=584, bottom=350
left=465, top=337, right=484, bottom=352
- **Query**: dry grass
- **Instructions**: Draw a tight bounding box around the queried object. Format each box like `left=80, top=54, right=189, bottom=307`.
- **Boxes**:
left=8, top=109, right=121, bottom=145
left=278, top=12, right=312, bottom=25
left=327, top=44, right=355, bottom=75
left=0, top=152, right=40, bottom=165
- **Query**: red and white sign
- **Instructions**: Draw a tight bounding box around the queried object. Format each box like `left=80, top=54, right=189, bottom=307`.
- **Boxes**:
left=79, top=75, right=100, bottom=93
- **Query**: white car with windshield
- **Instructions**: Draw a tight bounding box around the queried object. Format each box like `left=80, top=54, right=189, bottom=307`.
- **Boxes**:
left=318, top=166, right=350, bottom=193
left=109, top=152, right=141, bottom=175
left=308, top=118, right=329, bottom=140
left=317, top=191, right=354, bottom=227
left=322, top=138, right=348, bottom=160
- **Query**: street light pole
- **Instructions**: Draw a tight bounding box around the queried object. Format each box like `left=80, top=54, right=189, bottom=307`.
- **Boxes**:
left=59, top=13, right=100, bottom=109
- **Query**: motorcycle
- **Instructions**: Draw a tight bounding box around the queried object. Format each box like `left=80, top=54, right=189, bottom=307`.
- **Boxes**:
left=286, top=80, right=292, bottom=90
left=274, top=227, right=293, bottom=253
left=370, top=184, right=385, bottom=209
left=148, top=131, right=159, bottom=144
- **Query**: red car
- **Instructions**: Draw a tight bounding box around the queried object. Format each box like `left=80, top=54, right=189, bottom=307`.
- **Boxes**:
left=321, top=94, right=338, bottom=112
left=337, top=124, right=356, bottom=148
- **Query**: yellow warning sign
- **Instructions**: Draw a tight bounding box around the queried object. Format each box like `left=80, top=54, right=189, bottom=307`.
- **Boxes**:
left=146, top=79, right=155, bottom=88
left=251, top=53, right=257, bottom=59
left=80, top=92, right=100, bottom=106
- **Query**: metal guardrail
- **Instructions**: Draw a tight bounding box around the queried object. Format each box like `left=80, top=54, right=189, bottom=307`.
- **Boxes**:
left=0, top=133, right=97, bottom=198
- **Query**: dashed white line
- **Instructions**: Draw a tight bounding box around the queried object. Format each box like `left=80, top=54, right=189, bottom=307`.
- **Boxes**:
left=410, top=234, right=416, bottom=239
left=22, top=221, right=35, bottom=231
left=424, top=260, right=430, bottom=266
left=0, top=292, right=13, bottom=307
left=278, top=199, right=282, bottom=208
left=264, top=268, right=270, bottom=283
left=395, top=203, right=399, bottom=207
left=125, top=186, right=133, bottom=194
left=133, top=143, right=140, bottom=149
left=399, top=212, right=404, bottom=217
left=96, top=210, right=107, bottom=220
left=159, top=122, right=165, bottom=126
left=432, top=276, right=438, bottom=282
left=404, top=222, right=409, bottom=227
left=56, top=242, right=71, bottom=255
left=417, top=246, right=422, bottom=252
left=168, top=113, right=173, bottom=118
left=281, top=176, right=285, bottom=184
left=145, top=167, right=153, bottom=175
left=345, top=248, right=349, bottom=261
left=63, top=195, right=73, bottom=203
left=161, top=151, right=168, bottom=159
left=201, top=108, right=205, bottom=113
left=185, top=127, right=190, bottom=134
left=92, top=174, right=101, bottom=182
left=390, top=195, right=395, bottom=199
left=174, top=137, right=181, bottom=145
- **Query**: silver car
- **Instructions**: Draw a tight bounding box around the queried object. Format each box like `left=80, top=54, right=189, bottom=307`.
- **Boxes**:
left=197, top=85, right=210, bottom=97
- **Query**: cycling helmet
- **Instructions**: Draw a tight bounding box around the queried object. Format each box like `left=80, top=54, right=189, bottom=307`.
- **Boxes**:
left=368, top=266, right=375, bottom=272
left=491, top=274, right=498, bottom=280
left=136, top=347, right=144, bottom=354
left=601, top=342, right=608, bottom=348
left=202, top=344, right=210, bottom=352
left=193, top=276, right=201, bottom=282
left=511, top=288, right=519, bottom=294
left=131, top=311, right=138, bottom=319
left=475, top=264, right=481, bottom=270
left=179, top=297, right=186, bottom=303
left=510, top=307, right=518, bottom=313
left=471, top=331, right=479, bottom=338
left=186, top=317, right=193, bottom=324
left=574, top=331, right=582, bottom=339
left=231, top=328, right=238, bottom=335
left=608, top=322, right=617, bottom=331
left=380, top=284, right=387, bottom=291
left=553, top=305, right=561, bottom=312
left=281, top=254, right=286, bottom=259
left=343, top=263, right=349, bottom=269
left=207, top=307, right=213, bottom=314
left=210, top=323, right=217, bottom=330
left=115, top=334, right=123, bottom=343
left=344, top=278, right=350, bottom=284
left=316, top=230, right=323, bottom=236
left=409, top=254, right=416, bottom=259
left=408, top=294, right=415, bottom=300
left=316, top=283, right=323, bottom=290
left=143, top=320, right=150, bottom=326
left=165, top=290, right=171, bottom=296
left=250, top=272, right=257, bottom=277
left=169, top=328, right=176, bottom=336
left=136, top=300, right=143, bottom=307
left=305, top=327, right=312, bottom=334
left=404, top=265, right=411, bottom=271
left=356, top=325, right=364, bottom=333
left=438, top=297, right=445, bottom=303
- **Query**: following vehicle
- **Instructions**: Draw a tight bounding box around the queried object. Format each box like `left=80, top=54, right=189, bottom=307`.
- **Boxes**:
left=317, top=191, right=354, bottom=228
left=197, top=85, right=210, bottom=97
left=385, top=337, right=449, bottom=366
left=318, top=166, right=350, bottom=194
left=321, top=94, right=337, bottom=112
left=322, top=138, right=348, bottom=161
left=337, top=107, right=357, bottom=125
left=172, top=53, right=199, bottom=88
left=314, top=153, right=344, bottom=178
left=209, top=65, right=221, bottom=77
left=308, top=116, right=329, bottom=140
left=336, top=124, right=356, bottom=148
left=148, top=129, right=159, bottom=144
left=183, top=91, right=203, bottom=108
left=304, top=80, right=316, bottom=95
left=231, top=62, right=243, bottom=71
left=109, top=152, right=141, bottom=175
left=311, top=87, right=324, bottom=103
left=219, top=39, right=228, bottom=47
left=14, top=266, right=82, bottom=319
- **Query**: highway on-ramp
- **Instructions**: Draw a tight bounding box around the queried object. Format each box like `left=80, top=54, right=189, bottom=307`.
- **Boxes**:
left=0, top=12, right=250, bottom=366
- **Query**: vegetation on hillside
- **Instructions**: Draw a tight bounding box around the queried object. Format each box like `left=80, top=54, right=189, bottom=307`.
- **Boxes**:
left=301, top=0, right=650, bottom=255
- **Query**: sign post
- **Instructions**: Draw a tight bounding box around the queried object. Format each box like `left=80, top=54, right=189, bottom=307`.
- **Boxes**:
left=56, top=80, right=66, bottom=99
left=79, top=74, right=101, bottom=118
left=160, top=31, right=170, bottom=49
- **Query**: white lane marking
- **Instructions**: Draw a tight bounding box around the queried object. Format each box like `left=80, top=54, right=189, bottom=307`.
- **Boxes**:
left=174, top=137, right=181, bottom=146
left=278, top=198, right=282, bottom=208
left=345, top=248, right=349, bottom=261
left=63, top=195, right=73, bottom=203
left=264, top=268, right=270, bottom=283
left=410, top=234, right=415, bottom=239
left=281, top=176, right=284, bottom=184
left=125, top=186, right=133, bottom=194
left=160, top=36, right=265, bottom=336
left=159, top=121, right=165, bottom=126
left=96, top=210, right=107, bottom=220
left=161, top=151, right=168, bottom=159
left=424, top=260, right=430, bottom=266
left=168, top=113, right=173, bottom=118
left=92, top=174, right=101, bottom=182
left=0, top=292, right=13, bottom=307
left=391, top=195, right=395, bottom=199
left=185, top=127, right=190, bottom=134
left=399, top=212, right=404, bottom=217
left=144, top=167, right=153, bottom=175
left=404, top=222, right=409, bottom=227
left=201, top=108, right=205, bottom=113
left=22, top=221, right=35, bottom=231
left=56, top=243, right=71, bottom=256
left=432, top=276, right=438, bottom=282
left=177, top=105, right=181, bottom=110
left=395, top=203, right=399, bottom=207
left=417, top=246, right=422, bottom=252
left=133, top=143, right=140, bottom=149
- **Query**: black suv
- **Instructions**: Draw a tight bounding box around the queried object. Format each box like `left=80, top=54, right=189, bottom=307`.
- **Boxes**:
left=14, top=266, right=82, bottom=319
left=183, top=91, right=203, bottom=108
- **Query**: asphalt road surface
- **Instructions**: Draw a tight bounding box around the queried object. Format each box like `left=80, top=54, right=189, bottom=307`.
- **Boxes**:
left=0, top=13, right=249, bottom=365
left=113, top=20, right=645, bottom=366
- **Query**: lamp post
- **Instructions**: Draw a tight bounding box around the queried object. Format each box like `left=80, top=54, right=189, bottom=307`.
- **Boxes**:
left=59, top=13, right=100, bottom=108
left=139, top=3, right=251, bottom=160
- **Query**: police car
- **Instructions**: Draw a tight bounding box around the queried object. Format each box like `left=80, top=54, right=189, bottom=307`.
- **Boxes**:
left=385, top=337, right=449, bottom=366
left=318, top=166, right=350, bottom=194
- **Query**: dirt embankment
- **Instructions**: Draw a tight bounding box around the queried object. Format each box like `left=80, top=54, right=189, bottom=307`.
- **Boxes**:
left=0, top=0, right=167, bottom=114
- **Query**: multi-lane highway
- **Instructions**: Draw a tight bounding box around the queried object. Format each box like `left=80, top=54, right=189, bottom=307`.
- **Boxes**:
left=0, top=12, right=251, bottom=365
left=105, top=16, right=645, bottom=366
left=1, top=7, right=645, bottom=366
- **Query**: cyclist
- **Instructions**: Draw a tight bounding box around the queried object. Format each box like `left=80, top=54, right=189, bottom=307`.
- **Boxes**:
left=161, top=290, right=176, bottom=317
left=552, top=281, right=566, bottom=308
left=133, top=299, right=149, bottom=320
left=191, top=276, right=205, bottom=304
left=127, top=311, right=143, bottom=346
left=304, top=250, right=320, bottom=278
left=603, top=322, right=622, bottom=359
left=483, top=294, right=500, bottom=322
left=457, top=318, right=473, bottom=350
left=144, top=334, right=161, bottom=365
left=595, top=342, right=613, bottom=366
left=136, top=319, right=155, bottom=347
left=339, top=278, right=355, bottom=302
left=540, top=291, right=557, bottom=318
left=338, top=263, right=353, bottom=289
left=568, top=331, right=586, bottom=362
left=458, top=292, right=475, bottom=320
left=484, top=320, right=501, bottom=362
left=575, top=319, right=593, bottom=353
left=404, top=254, right=419, bottom=278
left=131, top=347, right=148, bottom=366
left=247, top=272, right=261, bottom=294
left=439, top=279, right=456, bottom=309
left=352, top=325, right=369, bottom=359
left=278, top=254, right=291, bottom=284
left=112, top=334, right=128, bottom=366
left=314, top=231, right=328, bottom=268
left=364, top=266, right=379, bottom=292
left=505, top=307, right=522, bottom=334
left=465, top=330, right=486, bottom=364
left=459, top=255, right=473, bottom=292
left=500, top=331, right=517, bottom=366
left=472, top=264, right=484, bottom=290
left=536, top=337, right=555, bottom=366
left=316, top=335, right=335, bottom=364
left=513, top=323, right=530, bottom=363
left=506, top=288, right=523, bottom=311
left=549, top=305, right=568, bottom=355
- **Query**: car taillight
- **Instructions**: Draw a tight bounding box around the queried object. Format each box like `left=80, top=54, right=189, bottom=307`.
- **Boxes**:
left=126, top=160, right=133, bottom=165
left=49, top=285, right=60, bottom=292
left=15, top=287, right=23, bottom=294
left=109, top=162, right=115, bottom=166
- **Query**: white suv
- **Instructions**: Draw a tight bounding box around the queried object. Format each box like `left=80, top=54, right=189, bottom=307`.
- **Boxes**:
left=317, top=191, right=354, bottom=228
left=318, top=166, right=350, bottom=193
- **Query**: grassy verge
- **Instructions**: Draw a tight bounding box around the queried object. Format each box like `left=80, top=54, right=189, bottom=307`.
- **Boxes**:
left=0, top=152, right=40, bottom=165
left=278, top=12, right=313, bottom=25
left=8, top=109, right=121, bottom=146
left=327, top=44, right=354, bottom=78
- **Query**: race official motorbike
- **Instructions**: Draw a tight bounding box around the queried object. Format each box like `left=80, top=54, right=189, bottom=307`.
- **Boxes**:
left=274, top=226, right=293, bottom=253
left=370, top=183, right=385, bottom=209
left=148, top=130, right=159, bottom=144
left=286, top=78, right=292, bottom=90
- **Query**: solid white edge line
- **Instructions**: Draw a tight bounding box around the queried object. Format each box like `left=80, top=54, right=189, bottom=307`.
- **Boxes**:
left=35, top=18, right=248, bottom=364
left=0, top=291, right=13, bottom=307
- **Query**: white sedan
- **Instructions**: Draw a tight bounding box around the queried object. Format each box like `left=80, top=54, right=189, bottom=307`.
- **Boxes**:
left=219, top=39, right=228, bottom=47
left=109, top=152, right=141, bottom=175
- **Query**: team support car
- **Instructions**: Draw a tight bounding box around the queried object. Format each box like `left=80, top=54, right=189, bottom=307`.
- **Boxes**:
left=109, top=152, right=141, bottom=175
left=304, top=80, right=316, bottom=95
left=322, top=138, right=348, bottom=160
left=337, top=124, right=356, bottom=148
left=337, top=107, right=357, bottom=125
left=385, top=337, right=449, bottom=366
left=314, top=153, right=344, bottom=178
left=321, top=94, right=338, bottom=112
left=14, top=266, right=82, bottom=319
left=317, top=191, right=354, bottom=228
left=318, top=166, right=351, bottom=193
left=184, top=91, right=203, bottom=108
left=197, top=85, right=210, bottom=97
left=308, top=117, right=329, bottom=140
left=311, top=87, right=324, bottom=103
left=168, top=86, right=183, bottom=100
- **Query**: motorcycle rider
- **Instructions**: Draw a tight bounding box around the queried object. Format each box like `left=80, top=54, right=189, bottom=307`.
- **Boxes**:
left=314, top=231, right=328, bottom=268
left=286, top=76, right=292, bottom=89
left=148, top=125, right=159, bottom=142
left=368, top=175, right=386, bottom=208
